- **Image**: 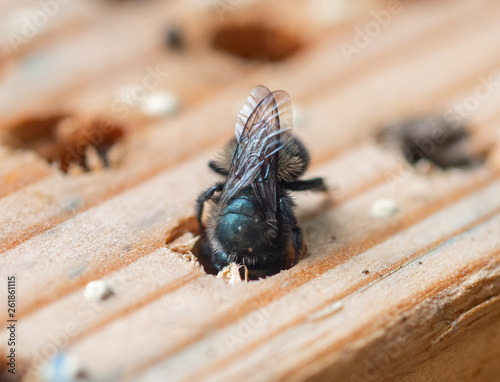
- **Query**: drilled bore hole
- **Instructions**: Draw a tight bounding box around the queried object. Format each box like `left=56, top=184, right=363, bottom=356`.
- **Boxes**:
left=190, top=234, right=296, bottom=281
left=166, top=232, right=220, bottom=276
left=167, top=230, right=285, bottom=282
left=212, top=23, right=302, bottom=62
left=165, top=217, right=296, bottom=282
left=164, top=217, right=217, bottom=275
left=378, top=115, right=488, bottom=169
left=191, top=235, right=219, bottom=276
left=3, top=114, right=125, bottom=173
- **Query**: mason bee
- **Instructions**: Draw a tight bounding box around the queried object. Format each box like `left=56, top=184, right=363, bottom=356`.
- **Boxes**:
left=196, top=85, right=327, bottom=279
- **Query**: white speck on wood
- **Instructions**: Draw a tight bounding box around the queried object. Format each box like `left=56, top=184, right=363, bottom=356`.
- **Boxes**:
left=84, top=280, right=114, bottom=302
left=371, top=198, right=400, bottom=218
left=140, top=91, right=180, bottom=117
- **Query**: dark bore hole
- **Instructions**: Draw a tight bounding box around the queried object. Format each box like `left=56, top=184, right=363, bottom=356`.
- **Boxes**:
left=3, top=114, right=125, bottom=173
left=164, top=217, right=219, bottom=276
left=167, top=218, right=295, bottom=281
left=165, top=26, right=184, bottom=51
left=212, top=23, right=302, bottom=62
left=377, top=115, right=488, bottom=169
left=191, top=234, right=219, bottom=276
left=191, top=233, right=295, bottom=281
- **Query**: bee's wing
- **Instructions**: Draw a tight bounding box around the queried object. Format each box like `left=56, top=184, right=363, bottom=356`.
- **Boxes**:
left=235, top=85, right=273, bottom=140
left=220, top=88, right=293, bottom=229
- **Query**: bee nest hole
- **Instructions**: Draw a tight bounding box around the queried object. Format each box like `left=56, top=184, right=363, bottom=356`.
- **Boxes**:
left=211, top=23, right=302, bottom=62
left=166, top=232, right=202, bottom=269
left=2, top=113, right=125, bottom=173
left=377, top=115, right=490, bottom=170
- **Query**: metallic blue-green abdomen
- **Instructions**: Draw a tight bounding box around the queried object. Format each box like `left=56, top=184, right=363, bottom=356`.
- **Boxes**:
left=216, top=197, right=267, bottom=256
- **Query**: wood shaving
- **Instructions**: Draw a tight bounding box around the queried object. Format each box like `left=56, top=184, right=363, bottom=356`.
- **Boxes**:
left=166, top=233, right=201, bottom=268
left=180, top=252, right=201, bottom=269
left=216, top=263, right=248, bottom=284
left=166, top=232, right=199, bottom=254
left=66, top=162, right=85, bottom=176
left=84, top=145, right=104, bottom=172
left=107, top=142, right=126, bottom=167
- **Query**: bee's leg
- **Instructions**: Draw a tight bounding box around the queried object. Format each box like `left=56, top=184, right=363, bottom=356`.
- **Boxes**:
left=279, top=196, right=303, bottom=266
left=283, top=177, right=327, bottom=192
left=195, top=182, right=224, bottom=228
left=208, top=161, right=229, bottom=176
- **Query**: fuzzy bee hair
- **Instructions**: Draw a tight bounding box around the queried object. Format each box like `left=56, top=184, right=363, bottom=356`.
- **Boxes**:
left=195, top=85, right=327, bottom=278
left=208, top=133, right=311, bottom=183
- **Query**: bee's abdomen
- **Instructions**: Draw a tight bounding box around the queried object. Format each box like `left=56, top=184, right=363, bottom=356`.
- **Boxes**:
left=217, top=197, right=266, bottom=256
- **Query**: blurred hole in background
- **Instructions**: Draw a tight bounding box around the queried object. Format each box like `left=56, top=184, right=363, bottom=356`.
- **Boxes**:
left=212, top=23, right=302, bottom=62
left=165, top=26, right=184, bottom=51
left=377, top=115, right=489, bottom=169
left=3, top=114, right=125, bottom=173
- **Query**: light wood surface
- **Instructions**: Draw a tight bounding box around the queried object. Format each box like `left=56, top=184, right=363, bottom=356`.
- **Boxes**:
left=1, top=0, right=499, bottom=381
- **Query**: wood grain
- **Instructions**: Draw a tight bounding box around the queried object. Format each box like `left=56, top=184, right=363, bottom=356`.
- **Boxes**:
left=0, top=0, right=499, bottom=381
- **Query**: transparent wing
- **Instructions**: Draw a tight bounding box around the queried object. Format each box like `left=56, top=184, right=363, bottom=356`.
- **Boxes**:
left=220, top=87, right=293, bottom=229
left=235, top=85, right=272, bottom=139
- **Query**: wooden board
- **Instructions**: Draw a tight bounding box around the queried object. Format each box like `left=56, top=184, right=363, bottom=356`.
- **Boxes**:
left=1, top=0, right=500, bottom=381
